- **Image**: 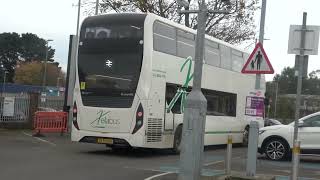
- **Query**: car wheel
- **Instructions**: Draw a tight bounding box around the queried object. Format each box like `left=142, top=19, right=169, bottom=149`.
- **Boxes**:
left=173, top=125, right=182, bottom=154
left=264, top=138, right=289, bottom=161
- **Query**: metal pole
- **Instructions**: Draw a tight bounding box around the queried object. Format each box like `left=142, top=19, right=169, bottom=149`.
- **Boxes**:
left=178, top=0, right=207, bottom=180
left=255, top=0, right=267, bottom=90
left=42, top=41, right=49, bottom=92
left=95, top=0, right=99, bottom=15
left=292, top=140, right=301, bottom=180
left=274, top=82, right=278, bottom=118
left=42, top=40, right=53, bottom=92
left=293, top=12, right=307, bottom=144
left=246, top=121, right=259, bottom=177
left=226, top=135, right=232, bottom=175
left=2, top=71, right=6, bottom=96
left=292, top=12, right=307, bottom=180
left=76, top=0, right=81, bottom=37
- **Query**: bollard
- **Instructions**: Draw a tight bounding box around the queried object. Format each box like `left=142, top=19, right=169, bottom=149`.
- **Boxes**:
left=291, top=140, right=301, bottom=180
left=225, top=135, right=232, bottom=175
left=246, top=121, right=259, bottom=177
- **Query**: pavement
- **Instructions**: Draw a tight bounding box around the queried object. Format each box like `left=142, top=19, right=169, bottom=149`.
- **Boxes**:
left=0, top=129, right=319, bottom=180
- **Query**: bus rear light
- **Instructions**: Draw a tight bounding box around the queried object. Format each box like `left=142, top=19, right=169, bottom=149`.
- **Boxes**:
left=137, top=111, right=143, bottom=117
left=73, top=102, right=80, bottom=130
left=132, top=103, right=144, bottom=134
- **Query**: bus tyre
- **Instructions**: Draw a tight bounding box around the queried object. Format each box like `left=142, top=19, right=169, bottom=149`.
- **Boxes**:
left=242, top=126, right=249, bottom=146
left=173, top=125, right=182, bottom=154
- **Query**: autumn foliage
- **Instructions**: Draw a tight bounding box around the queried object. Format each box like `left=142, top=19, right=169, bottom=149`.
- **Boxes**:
left=14, top=61, right=65, bottom=87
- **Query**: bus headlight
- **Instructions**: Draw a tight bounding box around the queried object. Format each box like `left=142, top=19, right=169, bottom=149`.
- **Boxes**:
left=132, top=103, right=144, bottom=134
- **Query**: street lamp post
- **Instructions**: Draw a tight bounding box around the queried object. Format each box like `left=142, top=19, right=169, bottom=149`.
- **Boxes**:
left=95, top=0, right=99, bottom=15
left=0, top=61, right=7, bottom=98
left=176, top=1, right=230, bottom=180
left=274, top=81, right=278, bottom=118
left=42, top=39, right=53, bottom=93
left=2, top=70, right=8, bottom=96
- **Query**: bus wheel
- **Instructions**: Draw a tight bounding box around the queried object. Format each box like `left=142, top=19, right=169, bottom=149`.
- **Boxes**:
left=173, top=125, right=182, bottom=154
left=242, top=126, right=249, bottom=146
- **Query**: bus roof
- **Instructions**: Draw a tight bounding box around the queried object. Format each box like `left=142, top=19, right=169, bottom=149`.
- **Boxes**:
left=146, top=13, right=250, bottom=55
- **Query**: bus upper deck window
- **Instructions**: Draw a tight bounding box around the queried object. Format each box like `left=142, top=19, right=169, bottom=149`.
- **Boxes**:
left=97, top=31, right=108, bottom=39
left=85, top=31, right=95, bottom=39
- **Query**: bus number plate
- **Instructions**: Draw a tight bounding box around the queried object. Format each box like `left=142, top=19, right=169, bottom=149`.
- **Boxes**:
left=97, top=138, right=113, bottom=144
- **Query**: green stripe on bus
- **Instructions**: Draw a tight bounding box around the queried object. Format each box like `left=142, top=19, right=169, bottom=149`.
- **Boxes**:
left=205, top=131, right=244, bottom=134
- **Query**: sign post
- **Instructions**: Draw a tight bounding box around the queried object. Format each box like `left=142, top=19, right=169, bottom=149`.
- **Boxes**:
left=241, top=1, right=273, bottom=176
left=287, top=12, right=320, bottom=180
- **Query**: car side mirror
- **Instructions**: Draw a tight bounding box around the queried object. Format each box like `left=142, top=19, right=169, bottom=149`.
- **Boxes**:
left=298, top=122, right=306, bottom=128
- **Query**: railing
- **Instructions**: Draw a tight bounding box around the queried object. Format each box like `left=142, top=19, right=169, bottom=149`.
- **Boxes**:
left=33, top=111, right=68, bottom=136
left=0, top=93, right=30, bottom=123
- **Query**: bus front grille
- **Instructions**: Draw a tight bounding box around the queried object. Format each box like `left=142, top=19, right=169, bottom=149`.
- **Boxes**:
left=146, top=118, right=162, bottom=143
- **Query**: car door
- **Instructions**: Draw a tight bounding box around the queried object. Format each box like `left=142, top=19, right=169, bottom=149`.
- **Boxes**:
left=299, top=115, right=320, bottom=150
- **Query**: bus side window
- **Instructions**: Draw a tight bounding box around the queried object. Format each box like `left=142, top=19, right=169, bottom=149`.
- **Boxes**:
left=165, top=84, right=182, bottom=114
left=203, top=89, right=237, bottom=117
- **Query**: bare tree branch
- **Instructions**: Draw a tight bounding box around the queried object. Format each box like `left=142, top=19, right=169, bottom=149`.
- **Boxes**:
left=84, top=0, right=260, bottom=44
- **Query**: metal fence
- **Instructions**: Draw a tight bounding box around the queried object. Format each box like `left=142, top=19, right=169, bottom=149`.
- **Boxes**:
left=0, top=93, right=65, bottom=125
left=0, top=93, right=30, bottom=123
left=38, top=95, right=65, bottom=112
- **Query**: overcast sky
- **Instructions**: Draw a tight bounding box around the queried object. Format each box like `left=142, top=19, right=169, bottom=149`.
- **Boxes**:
left=0, top=0, right=319, bottom=82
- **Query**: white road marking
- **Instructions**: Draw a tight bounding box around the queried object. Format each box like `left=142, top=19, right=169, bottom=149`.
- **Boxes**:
left=22, top=132, right=32, bottom=137
left=204, top=156, right=242, bottom=166
left=144, top=172, right=173, bottom=180
left=22, top=131, right=57, bottom=146
left=124, top=166, right=165, bottom=173
left=204, top=160, right=224, bottom=166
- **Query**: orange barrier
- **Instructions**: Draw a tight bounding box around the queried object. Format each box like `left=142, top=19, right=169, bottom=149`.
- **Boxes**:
left=33, top=111, right=68, bottom=136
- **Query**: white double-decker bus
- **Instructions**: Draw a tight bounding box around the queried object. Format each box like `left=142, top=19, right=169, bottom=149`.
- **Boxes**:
left=71, top=13, right=265, bottom=152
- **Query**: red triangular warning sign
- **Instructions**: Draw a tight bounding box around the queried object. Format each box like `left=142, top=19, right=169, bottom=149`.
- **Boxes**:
left=241, top=43, right=274, bottom=74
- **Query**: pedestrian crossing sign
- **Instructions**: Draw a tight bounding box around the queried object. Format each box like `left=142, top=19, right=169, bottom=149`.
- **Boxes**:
left=241, top=42, right=274, bottom=74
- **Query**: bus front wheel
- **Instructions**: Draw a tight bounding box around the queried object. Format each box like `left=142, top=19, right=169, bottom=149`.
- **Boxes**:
left=173, top=125, right=182, bottom=154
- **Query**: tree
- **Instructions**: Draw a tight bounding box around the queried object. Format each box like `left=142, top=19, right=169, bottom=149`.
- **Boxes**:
left=20, top=33, right=55, bottom=62
left=0, top=32, right=55, bottom=83
left=84, top=0, right=259, bottom=44
left=0, top=33, right=21, bottom=83
left=266, top=67, right=320, bottom=122
left=273, top=67, right=297, bottom=94
left=14, top=61, right=65, bottom=87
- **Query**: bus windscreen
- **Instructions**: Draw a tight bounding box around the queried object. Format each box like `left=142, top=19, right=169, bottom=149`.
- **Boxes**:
left=78, top=14, right=146, bottom=108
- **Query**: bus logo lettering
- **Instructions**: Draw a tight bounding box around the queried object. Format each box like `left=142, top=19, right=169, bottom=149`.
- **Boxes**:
left=91, top=110, right=120, bottom=128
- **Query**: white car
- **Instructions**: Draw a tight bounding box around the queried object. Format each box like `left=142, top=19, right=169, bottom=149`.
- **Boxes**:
left=258, top=112, right=320, bottom=160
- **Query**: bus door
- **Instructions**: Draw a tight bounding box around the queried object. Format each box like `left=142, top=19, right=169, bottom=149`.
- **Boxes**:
left=148, top=73, right=166, bottom=129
